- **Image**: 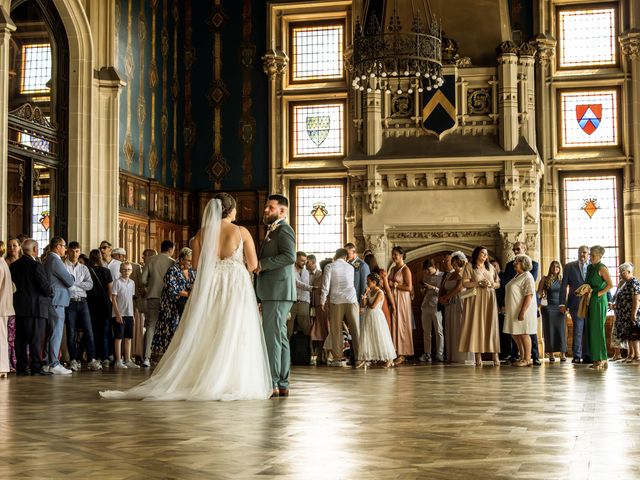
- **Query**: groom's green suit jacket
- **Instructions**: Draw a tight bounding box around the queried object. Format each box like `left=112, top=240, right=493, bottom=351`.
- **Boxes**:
left=256, top=221, right=296, bottom=302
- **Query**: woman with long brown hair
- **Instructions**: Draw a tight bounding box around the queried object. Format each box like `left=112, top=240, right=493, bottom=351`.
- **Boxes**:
left=538, top=260, right=567, bottom=362
left=389, top=246, right=413, bottom=365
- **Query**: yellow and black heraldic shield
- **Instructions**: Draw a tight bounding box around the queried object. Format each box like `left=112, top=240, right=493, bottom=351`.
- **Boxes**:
left=421, top=74, right=456, bottom=138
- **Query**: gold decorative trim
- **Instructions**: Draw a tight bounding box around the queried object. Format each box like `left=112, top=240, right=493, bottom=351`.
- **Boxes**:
left=183, top=0, right=194, bottom=189
left=161, top=0, right=169, bottom=184
left=137, top=1, right=147, bottom=176
left=148, top=0, right=159, bottom=178
left=170, top=0, right=179, bottom=187
left=123, top=0, right=134, bottom=169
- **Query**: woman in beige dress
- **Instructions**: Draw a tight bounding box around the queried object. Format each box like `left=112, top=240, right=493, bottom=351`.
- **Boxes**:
left=458, top=246, right=501, bottom=367
left=389, top=246, right=414, bottom=364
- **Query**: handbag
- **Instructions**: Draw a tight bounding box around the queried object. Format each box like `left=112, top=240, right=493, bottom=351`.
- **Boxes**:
left=459, top=287, right=477, bottom=300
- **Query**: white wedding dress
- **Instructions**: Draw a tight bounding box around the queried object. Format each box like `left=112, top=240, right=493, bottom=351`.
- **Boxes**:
left=100, top=200, right=272, bottom=401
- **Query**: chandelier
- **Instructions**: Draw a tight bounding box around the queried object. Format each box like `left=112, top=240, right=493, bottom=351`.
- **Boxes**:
left=352, top=0, right=443, bottom=95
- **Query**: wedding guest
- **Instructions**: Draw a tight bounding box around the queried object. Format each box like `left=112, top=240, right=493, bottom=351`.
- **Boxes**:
left=114, top=248, right=145, bottom=361
left=458, top=246, right=500, bottom=367
left=614, top=263, right=640, bottom=362
left=389, top=246, right=413, bottom=364
left=307, top=255, right=328, bottom=365
left=491, top=259, right=510, bottom=360
left=64, top=241, right=101, bottom=371
left=100, top=241, right=121, bottom=282
left=504, top=254, right=537, bottom=367
left=288, top=251, right=313, bottom=339
left=44, top=236, right=75, bottom=375
left=345, top=243, right=370, bottom=301
left=0, top=241, right=14, bottom=378
left=503, top=241, right=540, bottom=365
left=152, top=247, right=195, bottom=356
left=87, top=249, right=113, bottom=368
left=419, top=259, right=444, bottom=362
left=609, top=275, right=628, bottom=361
left=585, top=245, right=614, bottom=370
left=364, top=253, right=395, bottom=329
left=439, top=252, right=473, bottom=364
left=10, top=239, right=50, bottom=375
left=320, top=248, right=360, bottom=366
left=560, top=245, right=591, bottom=363
left=111, top=261, right=139, bottom=369
left=4, top=237, right=21, bottom=371
left=538, top=261, right=567, bottom=362
left=358, top=273, right=396, bottom=368
left=141, top=240, right=175, bottom=367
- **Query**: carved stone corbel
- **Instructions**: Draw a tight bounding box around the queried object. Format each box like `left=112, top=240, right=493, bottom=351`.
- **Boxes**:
left=365, top=165, right=383, bottom=214
left=533, top=34, right=556, bottom=66
left=500, top=230, right=521, bottom=262
left=620, top=29, right=640, bottom=60
left=262, top=48, right=288, bottom=77
left=501, top=163, right=519, bottom=210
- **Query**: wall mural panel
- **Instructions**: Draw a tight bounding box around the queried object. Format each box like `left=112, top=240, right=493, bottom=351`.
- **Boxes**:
left=116, top=0, right=184, bottom=189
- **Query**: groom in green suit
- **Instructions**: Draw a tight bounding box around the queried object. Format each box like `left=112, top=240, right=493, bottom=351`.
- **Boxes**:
left=256, top=194, right=296, bottom=397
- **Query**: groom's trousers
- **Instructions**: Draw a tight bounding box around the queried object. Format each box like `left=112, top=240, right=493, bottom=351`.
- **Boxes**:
left=262, top=300, right=294, bottom=390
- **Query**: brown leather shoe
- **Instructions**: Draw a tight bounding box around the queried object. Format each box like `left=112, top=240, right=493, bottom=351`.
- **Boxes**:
left=278, top=388, right=289, bottom=397
left=271, top=388, right=279, bottom=398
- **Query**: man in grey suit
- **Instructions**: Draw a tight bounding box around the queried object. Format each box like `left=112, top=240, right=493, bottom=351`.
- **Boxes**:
left=344, top=242, right=370, bottom=300
left=256, top=194, right=296, bottom=398
left=44, top=236, right=75, bottom=374
left=141, top=240, right=175, bottom=367
left=560, top=245, right=591, bottom=363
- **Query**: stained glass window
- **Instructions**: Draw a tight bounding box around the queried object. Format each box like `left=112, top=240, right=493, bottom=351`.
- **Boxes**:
left=292, top=103, right=344, bottom=158
left=558, top=6, right=616, bottom=68
left=291, top=23, right=344, bottom=82
left=560, top=89, right=618, bottom=148
left=19, top=132, right=51, bottom=152
left=32, top=194, right=50, bottom=247
left=21, top=44, right=52, bottom=94
left=294, top=183, right=344, bottom=261
left=562, top=175, right=620, bottom=289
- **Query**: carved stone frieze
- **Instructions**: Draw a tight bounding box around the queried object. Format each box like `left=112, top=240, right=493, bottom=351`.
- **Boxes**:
left=501, top=171, right=519, bottom=210
left=387, top=230, right=500, bottom=241
left=525, top=212, right=537, bottom=225
left=501, top=231, right=521, bottom=261
left=533, top=34, right=556, bottom=65
left=467, top=89, right=491, bottom=115
left=525, top=232, right=538, bottom=253
left=366, top=192, right=382, bottom=213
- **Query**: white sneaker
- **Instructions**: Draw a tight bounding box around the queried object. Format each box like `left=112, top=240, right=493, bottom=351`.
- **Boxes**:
left=69, top=360, right=81, bottom=372
left=142, top=358, right=151, bottom=368
left=114, top=359, right=127, bottom=369
left=124, top=359, right=140, bottom=369
left=50, top=364, right=72, bottom=375
left=41, top=365, right=50, bottom=373
left=87, top=359, right=102, bottom=371
left=309, top=356, right=317, bottom=366
left=419, top=353, right=431, bottom=363
left=101, top=359, right=111, bottom=369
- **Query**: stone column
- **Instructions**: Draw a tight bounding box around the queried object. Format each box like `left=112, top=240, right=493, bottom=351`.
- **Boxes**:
left=518, top=43, right=537, bottom=149
left=364, top=88, right=382, bottom=155
left=0, top=4, right=15, bottom=240
left=262, top=49, right=288, bottom=193
left=534, top=34, right=558, bottom=267
left=620, top=29, right=640, bottom=265
left=497, top=41, right=519, bottom=151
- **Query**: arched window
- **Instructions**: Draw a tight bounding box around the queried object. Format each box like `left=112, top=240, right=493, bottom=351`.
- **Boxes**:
left=6, top=0, right=68, bottom=244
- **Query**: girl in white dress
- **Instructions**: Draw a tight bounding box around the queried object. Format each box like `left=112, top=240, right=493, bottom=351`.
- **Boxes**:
left=100, top=194, right=272, bottom=401
left=357, top=273, right=396, bottom=368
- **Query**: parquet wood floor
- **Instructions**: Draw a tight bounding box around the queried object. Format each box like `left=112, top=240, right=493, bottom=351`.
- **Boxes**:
left=0, top=360, right=639, bottom=479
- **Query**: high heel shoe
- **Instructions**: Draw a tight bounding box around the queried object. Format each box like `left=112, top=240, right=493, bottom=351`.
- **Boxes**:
left=356, top=361, right=366, bottom=369
left=0, top=372, right=7, bottom=379
left=475, top=354, right=483, bottom=367
left=493, top=354, right=500, bottom=366
left=395, top=355, right=405, bottom=366
left=384, top=360, right=394, bottom=368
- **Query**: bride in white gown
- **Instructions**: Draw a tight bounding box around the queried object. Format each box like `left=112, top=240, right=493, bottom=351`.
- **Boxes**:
left=100, top=193, right=273, bottom=401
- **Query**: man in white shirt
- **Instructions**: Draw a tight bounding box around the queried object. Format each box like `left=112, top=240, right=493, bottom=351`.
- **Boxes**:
left=100, top=241, right=122, bottom=282
left=64, top=241, right=101, bottom=371
left=320, top=248, right=360, bottom=366
left=287, top=251, right=314, bottom=338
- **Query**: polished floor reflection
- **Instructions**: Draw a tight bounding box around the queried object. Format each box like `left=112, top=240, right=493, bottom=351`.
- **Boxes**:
left=1, top=361, right=639, bottom=479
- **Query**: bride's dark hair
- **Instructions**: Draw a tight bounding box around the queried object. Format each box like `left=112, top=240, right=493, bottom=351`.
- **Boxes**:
left=213, top=192, right=236, bottom=219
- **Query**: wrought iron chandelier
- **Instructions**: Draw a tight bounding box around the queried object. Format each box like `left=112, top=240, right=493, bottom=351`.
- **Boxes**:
left=352, top=0, right=443, bottom=95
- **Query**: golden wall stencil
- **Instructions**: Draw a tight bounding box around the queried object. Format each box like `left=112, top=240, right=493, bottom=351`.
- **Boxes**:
left=115, top=1, right=120, bottom=63
left=161, top=0, right=169, bottom=184
left=148, top=0, right=159, bottom=178
left=206, top=0, right=230, bottom=190
left=137, top=1, right=147, bottom=176
left=183, top=0, right=194, bottom=189
left=240, top=0, right=256, bottom=188
left=123, top=0, right=134, bottom=169
left=170, top=0, right=179, bottom=187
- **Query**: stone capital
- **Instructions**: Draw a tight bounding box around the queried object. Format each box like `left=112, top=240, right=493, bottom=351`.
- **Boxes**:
left=620, top=29, right=640, bottom=60
left=533, top=34, right=556, bottom=65
left=262, top=49, right=288, bottom=77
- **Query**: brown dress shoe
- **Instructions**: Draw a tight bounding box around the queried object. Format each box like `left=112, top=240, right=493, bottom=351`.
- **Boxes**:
left=278, top=388, right=289, bottom=397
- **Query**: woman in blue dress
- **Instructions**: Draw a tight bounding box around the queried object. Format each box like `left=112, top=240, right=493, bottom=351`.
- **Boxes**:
left=538, top=261, right=567, bottom=362
left=152, top=247, right=196, bottom=356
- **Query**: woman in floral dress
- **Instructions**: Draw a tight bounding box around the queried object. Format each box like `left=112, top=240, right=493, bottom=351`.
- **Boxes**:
left=152, top=247, right=196, bottom=356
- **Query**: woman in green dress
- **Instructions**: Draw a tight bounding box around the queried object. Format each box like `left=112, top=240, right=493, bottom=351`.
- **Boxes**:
left=585, top=245, right=614, bottom=370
